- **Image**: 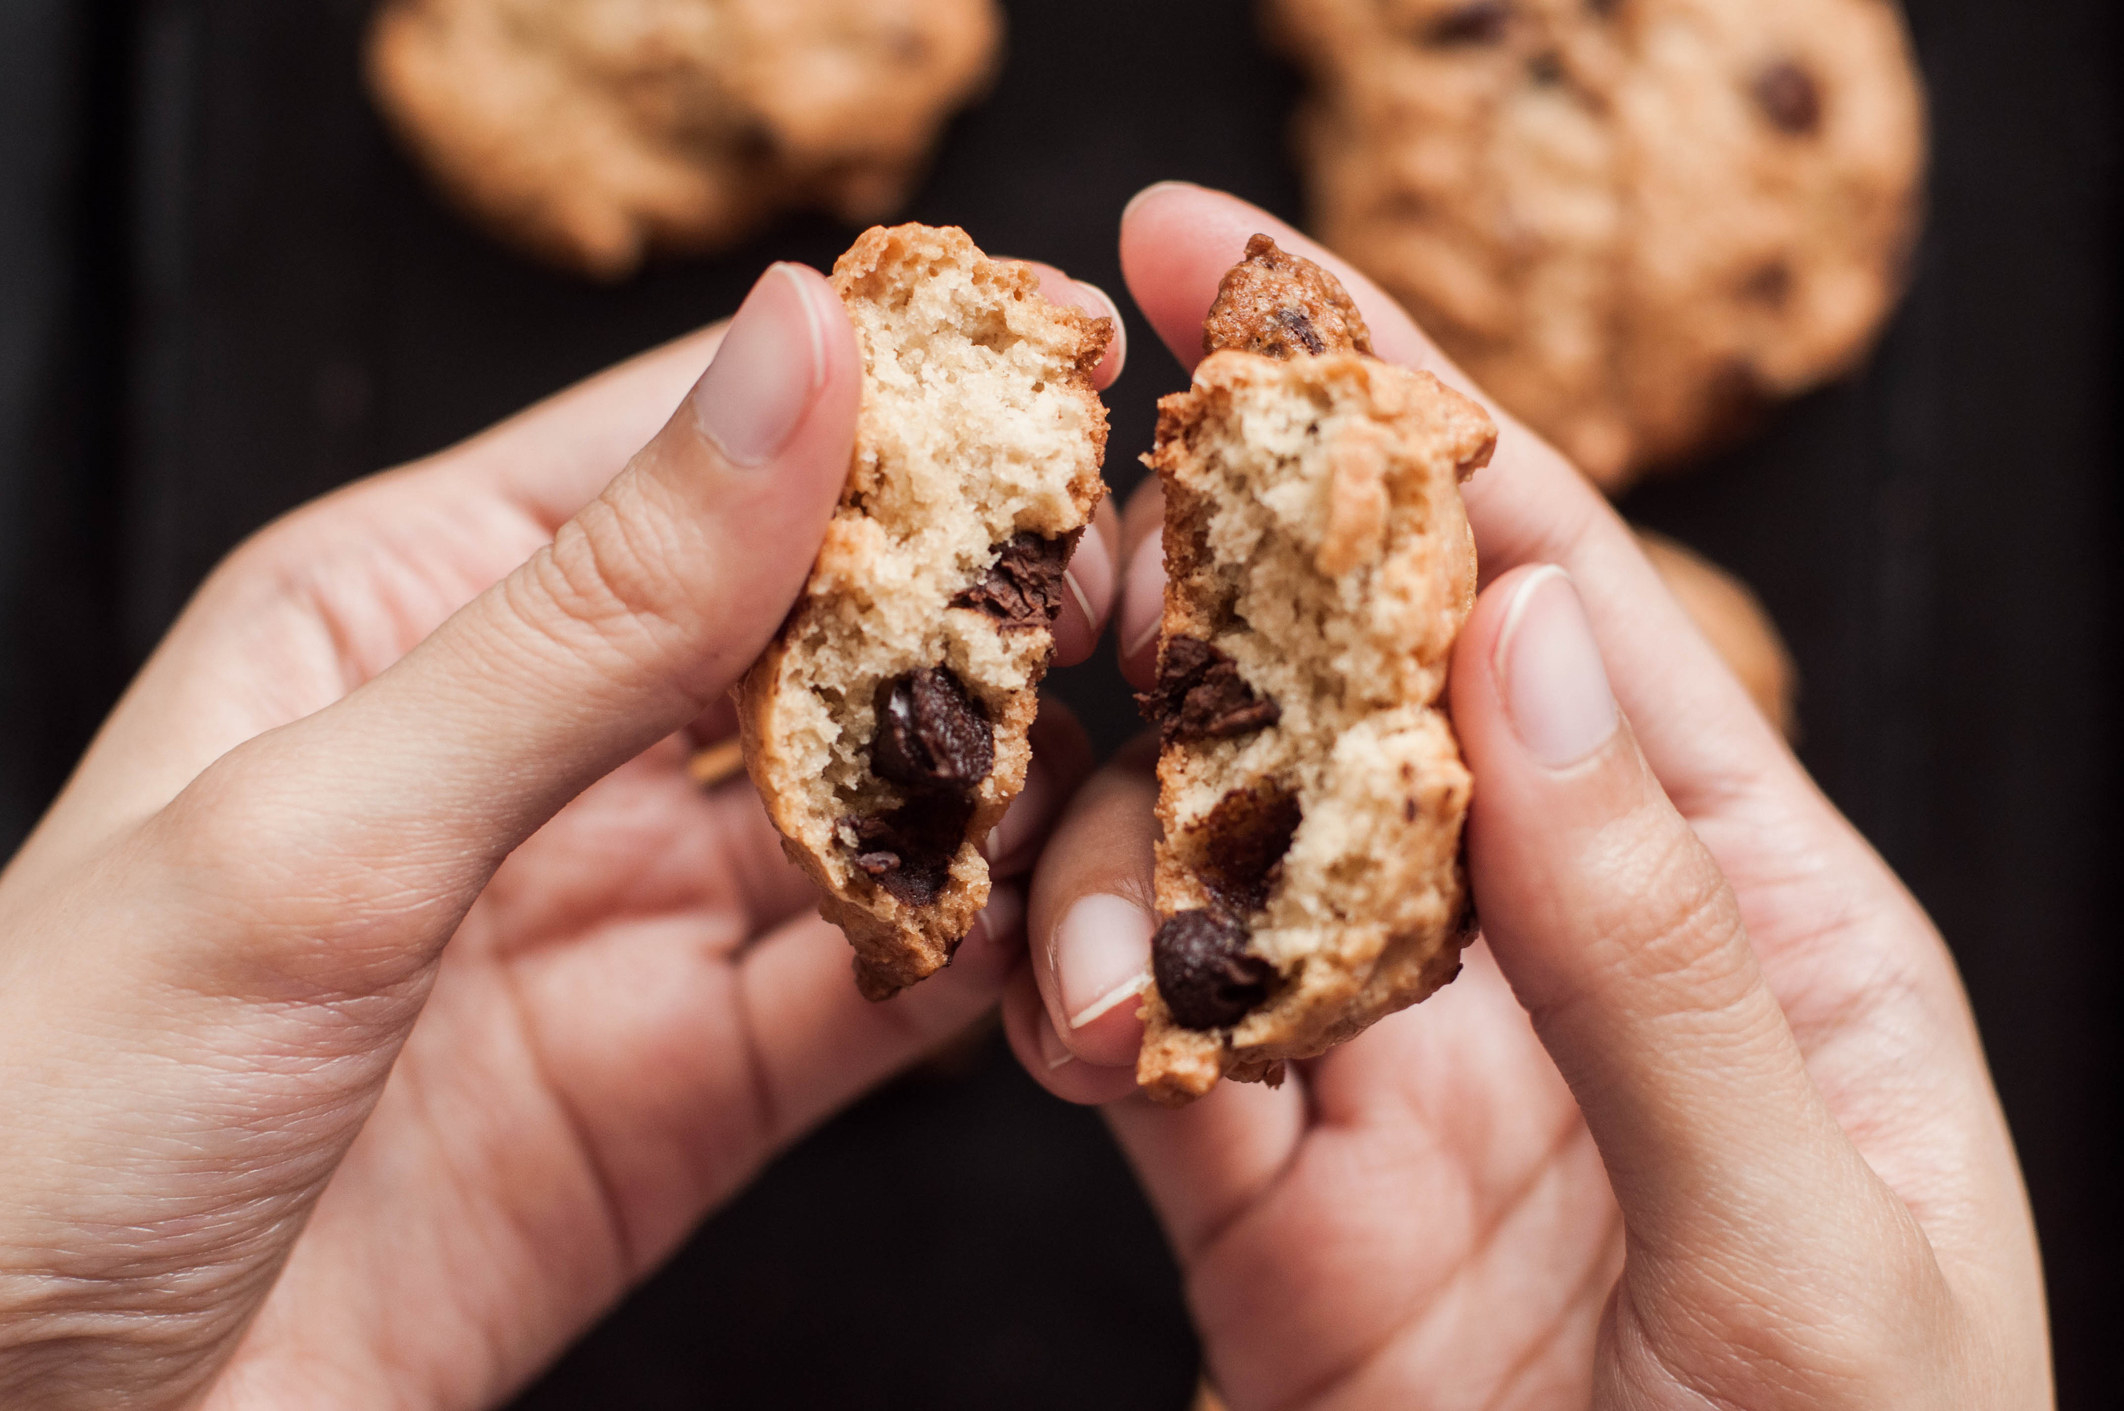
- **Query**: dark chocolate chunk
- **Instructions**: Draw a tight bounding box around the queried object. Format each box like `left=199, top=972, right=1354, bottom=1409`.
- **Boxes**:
left=953, top=532, right=1072, bottom=629
left=1753, top=60, right=1823, bottom=135
left=843, top=796, right=974, bottom=908
left=1136, top=637, right=1282, bottom=746
left=1274, top=307, right=1327, bottom=356
left=872, top=668, right=994, bottom=793
left=1153, top=909, right=1278, bottom=1031
left=1188, top=784, right=1304, bottom=916
left=1425, top=1, right=1511, bottom=46
left=1741, top=260, right=1794, bottom=307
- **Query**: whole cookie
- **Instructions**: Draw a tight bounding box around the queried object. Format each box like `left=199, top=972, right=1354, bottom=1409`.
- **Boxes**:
left=1270, top=0, right=1928, bottom=488
left=368, top=0, right=1002, bottom=279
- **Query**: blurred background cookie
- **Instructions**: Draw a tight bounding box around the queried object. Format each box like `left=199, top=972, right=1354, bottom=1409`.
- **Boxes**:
left=367, top=0, right=1003, bottom=279
left=1270, top=0, right=1928, bottom=489
left=1636, top=527, right=1797, bottom=739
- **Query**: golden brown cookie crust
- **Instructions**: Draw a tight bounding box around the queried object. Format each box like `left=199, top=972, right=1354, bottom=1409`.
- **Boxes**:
left=367, top=0, right=1003, bottom=279
left=740, top=225, right=1111, bottom=999
left=1202, top=233, right=1377, bottom=361
left=1271, top=0, right=1927, bottom=488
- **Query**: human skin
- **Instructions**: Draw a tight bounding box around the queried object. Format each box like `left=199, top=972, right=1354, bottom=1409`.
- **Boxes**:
left=1005, top=185, right=2053, bottom=1409
left=0, top=260, right=1124, bottom=1409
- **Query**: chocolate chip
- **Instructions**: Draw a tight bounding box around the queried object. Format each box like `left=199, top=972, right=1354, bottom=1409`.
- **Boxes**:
left=1188, top=784, right=1304, bottom=916
left=1136, top=637, right=1282, bottom=746
left=1528, top=51, right=1565, bottom=84
left=842, top=797, right=973, bottom=908
left=1741, top=260, right=1794, bottom=307
left=1153, top=909, right=1278, bottom=1030
left=1275, top=307, right=1327, bottom=356
left=1753, top=60, right=1822, bottom=135
left=1424, top=1, right=1511, bottom=46
left=872, top=668, right=994, bottom=793
left=953, top=532, right=1072, bottom=629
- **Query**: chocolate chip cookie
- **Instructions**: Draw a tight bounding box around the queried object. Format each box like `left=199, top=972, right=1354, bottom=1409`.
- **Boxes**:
left=1269, top=0, right=1928, bottom=488
left=1136, top=237, right=1490, bottom=1104
left=367, top=0, right=1002, bottom=279
left=740, top=225, right=1112, bottom=1000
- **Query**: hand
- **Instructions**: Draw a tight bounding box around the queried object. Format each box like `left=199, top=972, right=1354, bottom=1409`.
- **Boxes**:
left=1005, top=185, right=2050, bottom=1409
left=0, top=259, right=1123, bottom=1410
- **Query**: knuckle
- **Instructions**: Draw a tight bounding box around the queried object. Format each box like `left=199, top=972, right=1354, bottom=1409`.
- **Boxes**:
left=507, top=484, right=696, bottom=677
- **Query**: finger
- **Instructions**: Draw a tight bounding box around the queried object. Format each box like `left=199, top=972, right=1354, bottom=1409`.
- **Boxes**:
left=1025, top=736, right=1162, bottom=1070
left=1451, top=565, right=1897, bottom=1255
left=738, top=885, right=1025, bottom=1146
left=148, top=264, right=862, bottom=993
left=1052, top=498, right=1122, bottom=668
left=1115, top=478, right=1165, bottom=691
left=1002, top=962, right=1138, bottom=1107
left=1119, top=181, right=1472, bottom=389
left=982, top=698, right=1097, bottom=880
left=1009, top=260, right=1129, bottom=390
left=1104, top=1077, right=1309, bottom=1267
left=1116, top=182, right=1817, bottom=891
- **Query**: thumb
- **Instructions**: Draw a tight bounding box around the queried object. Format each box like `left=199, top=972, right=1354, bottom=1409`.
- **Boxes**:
left=150, top=263, right=859, bottom=983
left=1451, top=566, right=1903, bottom=1270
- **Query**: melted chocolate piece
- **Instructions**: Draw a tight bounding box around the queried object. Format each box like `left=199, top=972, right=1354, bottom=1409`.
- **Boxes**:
left=872, top=668, right=994, bottom=793
left=1136, top=637, right=1282, bottom=745
left=1189, top=785, right=1303, bottom=916
left=1753, top=60, right=1823, bottom=135
left=1153, top=910, right=1278, bottom=1031
left=843, top=797, right=973, bottom=908
left=1425, top=1, right=1511, bottom=46
left=1274, top=308, right=1328, bottom=356
left=953, top=532, right=1073, bottom=629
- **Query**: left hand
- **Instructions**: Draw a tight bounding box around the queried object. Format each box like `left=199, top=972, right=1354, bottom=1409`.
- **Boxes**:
left=0, top=261, right=1122, bottom=1410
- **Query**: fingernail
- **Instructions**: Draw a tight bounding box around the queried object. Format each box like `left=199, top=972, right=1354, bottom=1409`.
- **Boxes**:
left=1053, top=894, right=1154, bottom=1030
left=1496, top=567, right=1619, bottom=770
left=1121, top=180, right=1202, bottom=225
left=984, top=760, right=1053, bottom=870
left=1061, top=524, right=1113, bottom=637
left=1120, top=537, right=1166, bottom=663
left=692, top=264, right=829, bottom=467
left=1036, top=1008, right=1075, bottom=1070
left=1076, top=281, right=1128, bottom=382
left=973, top=885, right=1024, bottom=951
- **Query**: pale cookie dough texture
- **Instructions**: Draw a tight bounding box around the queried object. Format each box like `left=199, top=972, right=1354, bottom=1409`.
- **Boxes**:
left=1269, top=0, right=1928, bottom=489
left=740, top=225, right=1112, bottom=1001
left=1136, top=237, right=1492, bottom=1105
left=367, top=0, right=1002, bottom=279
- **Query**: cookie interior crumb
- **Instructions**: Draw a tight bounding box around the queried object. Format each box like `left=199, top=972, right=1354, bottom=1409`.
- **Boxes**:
left=1139, top=344, right=1491, bottom=1104
left=742, top=225, right=1110, bottom=998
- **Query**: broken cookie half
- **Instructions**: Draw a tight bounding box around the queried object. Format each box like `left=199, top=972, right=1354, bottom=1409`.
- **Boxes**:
left=1136, top=235, right=1493, bottom=1105
left=740, top=224, right=1112, bottom=1000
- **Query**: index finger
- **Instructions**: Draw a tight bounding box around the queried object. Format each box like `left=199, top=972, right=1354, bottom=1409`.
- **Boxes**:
left=1116, top=182, right=1788, bottom=823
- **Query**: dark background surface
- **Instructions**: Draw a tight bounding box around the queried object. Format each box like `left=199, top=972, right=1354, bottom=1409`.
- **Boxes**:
left=1, top=0, right=2117, bottom=1404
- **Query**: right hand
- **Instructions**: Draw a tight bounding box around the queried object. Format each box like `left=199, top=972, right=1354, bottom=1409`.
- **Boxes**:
left=1003, top=184, right=2051, bottom=1410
